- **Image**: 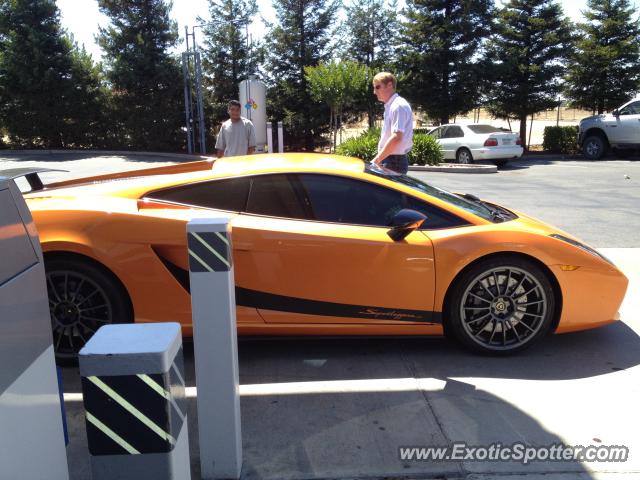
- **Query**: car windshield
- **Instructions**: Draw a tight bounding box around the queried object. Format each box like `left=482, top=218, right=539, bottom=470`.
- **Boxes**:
left=467, top=125, right=503, bottom=134
left=364, top=163, right=498, bottom=222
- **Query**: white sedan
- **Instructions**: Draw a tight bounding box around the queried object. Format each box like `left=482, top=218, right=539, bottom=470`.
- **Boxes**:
left=428, top=124, right=523, bottom=167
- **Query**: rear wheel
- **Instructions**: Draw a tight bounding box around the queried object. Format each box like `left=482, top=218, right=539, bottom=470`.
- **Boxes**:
left=445, top=257, right=555, bottom=355
left=46, top=257, right=132, bottom=361
left=456, top=148, right=473, bottom=164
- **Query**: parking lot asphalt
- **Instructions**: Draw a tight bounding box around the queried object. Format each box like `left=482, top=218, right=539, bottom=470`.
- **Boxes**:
left=2, top=152, right=639, bottom=479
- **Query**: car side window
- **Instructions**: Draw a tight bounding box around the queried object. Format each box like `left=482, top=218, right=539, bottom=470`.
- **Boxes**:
left=147, top=176, right=251, bottom=211
left=298, top=174, right=468, bottom=229
left=245, top=174, right=310, bottom=219
left=443, top=126, right=464, bottom=138
left=429, top=127, right=443, bottom=139
left=619, top=101, right=640, bottom=115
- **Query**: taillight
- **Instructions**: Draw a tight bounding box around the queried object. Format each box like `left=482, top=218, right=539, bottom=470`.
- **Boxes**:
left=516, top=137, right=522, bottom=145
left=484, top=138, right=498, bottom=147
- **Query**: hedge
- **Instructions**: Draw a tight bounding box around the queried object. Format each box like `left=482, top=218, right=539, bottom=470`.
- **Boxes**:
left=543, top=126, right=579, bottom=154
left=336, top=128, right=443, bottom=166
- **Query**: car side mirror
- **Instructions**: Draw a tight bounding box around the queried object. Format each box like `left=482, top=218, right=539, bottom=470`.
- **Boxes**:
left=613, top=109, right=620, bottom=117
left=387, top=209, right=427, bottom=242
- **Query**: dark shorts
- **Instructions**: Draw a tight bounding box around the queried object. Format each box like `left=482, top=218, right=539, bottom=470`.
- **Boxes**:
left=381, top=154, right=409, bottom=174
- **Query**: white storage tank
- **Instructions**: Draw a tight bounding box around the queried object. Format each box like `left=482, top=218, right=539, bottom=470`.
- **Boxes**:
left=239, top=76, right=267, bottom=152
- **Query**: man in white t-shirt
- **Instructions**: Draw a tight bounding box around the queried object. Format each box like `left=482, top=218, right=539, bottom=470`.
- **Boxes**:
left=215, top=100, right=257, bottom=158
left=371, top=72, right=413, bottom=174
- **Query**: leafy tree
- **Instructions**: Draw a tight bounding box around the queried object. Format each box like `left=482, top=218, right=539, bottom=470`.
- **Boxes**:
left=398, top=0, right=494, bottom=125
left=97, top=0, right=184, bottom=151
left=264, top=0, right=339, bottom=150
left=484, top=0, right=573, bottom=146
left=564, top=0, right=640, bottom=114
left=199, top=0, right=258, bottom=124
left=0, top=0, right=105, bottom=147
left=305, top=60, right=369, bottom=150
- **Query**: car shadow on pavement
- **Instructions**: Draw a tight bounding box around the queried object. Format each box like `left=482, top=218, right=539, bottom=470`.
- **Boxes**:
left=230, top=320, right=640, bottom=383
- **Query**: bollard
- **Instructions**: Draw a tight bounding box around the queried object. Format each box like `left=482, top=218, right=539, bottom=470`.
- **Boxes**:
left=79, top=323, right=190, bottom=480
left=266, top=122, right=274, bottom=153
left=277, top=120, right=284, bottom=153
left=187, top=218, right=242, bottom=479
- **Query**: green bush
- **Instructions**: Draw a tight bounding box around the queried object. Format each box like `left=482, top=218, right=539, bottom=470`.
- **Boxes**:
left=336, top=128, right=443, bottom=166
left=336, top=128, right=380, bottom=162
left=543, top=126, right=579, bottom=154
left=408, top=134, right=444, bottom=166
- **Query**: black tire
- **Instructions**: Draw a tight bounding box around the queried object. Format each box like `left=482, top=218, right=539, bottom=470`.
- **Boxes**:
left=45, top=257, right=132, bottom=361
left=456, top=148, right=473, bottom=164
left=582, top=135, right=606, bottom=160
left=445, top=256, right=555, bottom=355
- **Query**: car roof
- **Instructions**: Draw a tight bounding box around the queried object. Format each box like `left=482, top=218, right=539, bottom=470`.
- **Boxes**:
left=212, top=153, right=365, bottom=176
left=27, top=153, right=367, bottom=199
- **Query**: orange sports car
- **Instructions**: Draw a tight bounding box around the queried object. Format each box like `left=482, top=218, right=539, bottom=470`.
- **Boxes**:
left=15, top=153, right=627, bottom=359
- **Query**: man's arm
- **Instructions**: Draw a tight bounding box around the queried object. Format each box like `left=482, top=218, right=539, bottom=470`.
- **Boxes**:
left=372, top=131, right=403, bottom=165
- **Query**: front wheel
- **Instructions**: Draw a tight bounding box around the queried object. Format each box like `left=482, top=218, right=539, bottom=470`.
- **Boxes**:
left=46, top=257, right=132, bottom=361
left=583, top=135, right=606, bottom=160
left=445, top=257, right=556, bottom=355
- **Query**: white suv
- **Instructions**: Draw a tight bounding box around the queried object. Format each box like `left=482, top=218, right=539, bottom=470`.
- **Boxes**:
left=578, top=98, right=640, bottom=159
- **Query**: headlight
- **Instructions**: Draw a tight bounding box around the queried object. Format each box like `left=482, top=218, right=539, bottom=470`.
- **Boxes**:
left=550, top=234, right=614, bottom=265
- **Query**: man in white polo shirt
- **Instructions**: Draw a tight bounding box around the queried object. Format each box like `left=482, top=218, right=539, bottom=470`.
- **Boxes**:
left=371, top=72, right=413, bottom=174
left=215, top=100, right=257, bottom=158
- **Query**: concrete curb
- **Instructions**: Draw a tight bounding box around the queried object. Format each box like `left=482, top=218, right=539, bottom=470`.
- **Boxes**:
left=0, top=149, right=212, bottom=161
left=409, top=163, right=498, bottom=173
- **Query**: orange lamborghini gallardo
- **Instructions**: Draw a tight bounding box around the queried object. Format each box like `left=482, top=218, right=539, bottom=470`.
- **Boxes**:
left=15, top=153, right=627, bottom=358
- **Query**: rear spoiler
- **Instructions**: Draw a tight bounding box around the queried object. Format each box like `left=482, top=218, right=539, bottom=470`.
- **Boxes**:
left=0, top=168, right=68, bottom=191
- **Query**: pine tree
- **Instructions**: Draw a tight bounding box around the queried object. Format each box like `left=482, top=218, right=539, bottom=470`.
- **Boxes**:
left=200, top=0, right=258, bottom=124
left=342, top=0, right=398, bottom=128
left=343, top=0, right=398, bottom=68
left=398, top=0, right=494, bottom=125
left=97, top=0, right=184, bottom=151
left=484, top=0, right=573, bottom=146
left=264, top=0, right=339, bottom=150
left=0, top=0, right=105, bottom=147
left=564, top=0, right=640, bottom=114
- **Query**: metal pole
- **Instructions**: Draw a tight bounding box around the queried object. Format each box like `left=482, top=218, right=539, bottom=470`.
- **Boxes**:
left=194, top=51, right=206, bottom=155
left=182, top=53, right=193, bottom=155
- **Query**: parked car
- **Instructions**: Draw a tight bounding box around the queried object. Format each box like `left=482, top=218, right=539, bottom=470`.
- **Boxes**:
left=13, top=154, right=627, bottom=358
left=428, top=124, right=523, bottom=167
left=578, top=97, right=640, bottom=160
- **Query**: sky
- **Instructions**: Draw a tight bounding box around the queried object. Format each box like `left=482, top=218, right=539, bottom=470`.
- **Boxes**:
left=57, top=0, right=639, bottom=62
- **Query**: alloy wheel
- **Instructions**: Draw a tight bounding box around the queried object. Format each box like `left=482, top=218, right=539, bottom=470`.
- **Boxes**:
left=459, top=266, right=548, bottom=351
left=47, top=270, right=114, bottom=358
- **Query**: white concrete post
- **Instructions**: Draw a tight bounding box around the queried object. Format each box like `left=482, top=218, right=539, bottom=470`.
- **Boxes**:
left=79, top=323, right=190, bottom=480
left=187, top=218, right=242, bottom=480
left=277, top=121, right=284, bottom=153
left=266, top=122, right=273, bottom=154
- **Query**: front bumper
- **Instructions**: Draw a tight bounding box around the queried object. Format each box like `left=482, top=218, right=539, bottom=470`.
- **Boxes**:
left=551, top=264, right=628, bottom=333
